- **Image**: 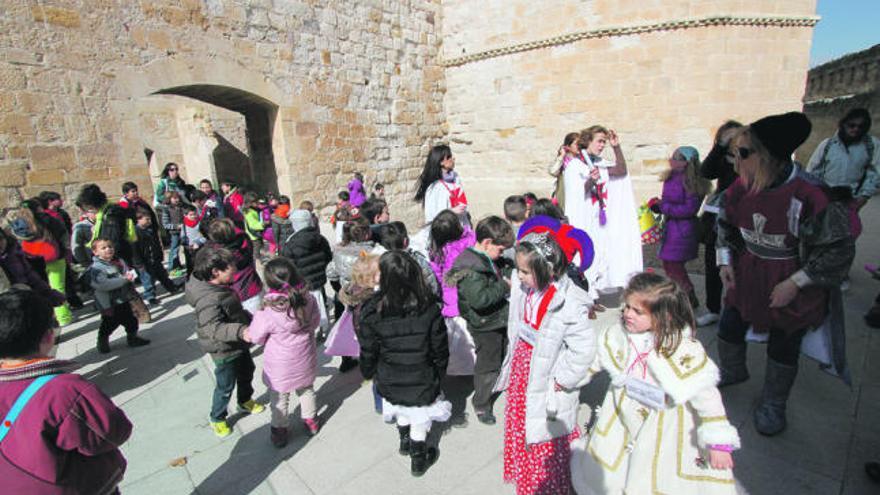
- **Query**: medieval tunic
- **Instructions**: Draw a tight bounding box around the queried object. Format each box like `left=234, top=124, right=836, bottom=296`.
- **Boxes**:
left=571, top=323, right=739, bottom=495
left=717, top=166, right=854, bottom=333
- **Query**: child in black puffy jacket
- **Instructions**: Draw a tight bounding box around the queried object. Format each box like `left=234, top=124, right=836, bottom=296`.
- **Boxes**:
left=358, top=251, right=449, bottom=477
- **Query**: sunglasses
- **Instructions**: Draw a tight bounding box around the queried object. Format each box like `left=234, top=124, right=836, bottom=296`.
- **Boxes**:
left=168, top=167, right=178, bottom=171
left=734, top=147, right=754, bottom=160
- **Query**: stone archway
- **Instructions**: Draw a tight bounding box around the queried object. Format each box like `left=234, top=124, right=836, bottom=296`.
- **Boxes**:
left=151, top=84, right=280, bottom=194
left=114, top=57, right=295, bottom=200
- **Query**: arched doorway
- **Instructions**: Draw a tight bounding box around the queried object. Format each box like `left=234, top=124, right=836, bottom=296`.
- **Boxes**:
left=144, top=84, right=280, bottom=195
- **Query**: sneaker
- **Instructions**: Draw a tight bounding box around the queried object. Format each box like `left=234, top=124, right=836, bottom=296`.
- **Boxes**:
left=239, top=400, right=265, bottom=415
left=127, top=336, right=151, bottom=348
left=211, top=420, right=232, bottom=438
left=696, top=312, right=720, bottom=327
left=449, top=413, right=469, bottom=429
left=303, top=417, right=319, bottom=436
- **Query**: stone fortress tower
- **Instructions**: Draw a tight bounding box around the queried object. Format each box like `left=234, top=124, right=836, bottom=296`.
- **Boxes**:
left=0, top=0, right=819, bottom=224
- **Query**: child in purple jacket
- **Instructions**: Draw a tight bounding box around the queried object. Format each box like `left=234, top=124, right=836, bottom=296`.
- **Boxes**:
left=428, top=210, right=477, bottom=379
left=348, top=172, right=367, bottom=208
left=650, top=146, right=712, bottom=308
left=0, top=288, right=132, bottom=494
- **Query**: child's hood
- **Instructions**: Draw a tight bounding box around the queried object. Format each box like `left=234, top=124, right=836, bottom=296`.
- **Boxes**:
left=184, top=276, right=229, bottom=307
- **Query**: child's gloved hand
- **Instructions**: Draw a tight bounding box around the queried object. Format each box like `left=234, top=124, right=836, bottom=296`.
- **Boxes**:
left=647, top=197, right=661, bottom=214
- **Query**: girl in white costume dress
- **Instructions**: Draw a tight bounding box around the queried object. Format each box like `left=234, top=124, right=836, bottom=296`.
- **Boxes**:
left=571, top=272, right=739, bottom=495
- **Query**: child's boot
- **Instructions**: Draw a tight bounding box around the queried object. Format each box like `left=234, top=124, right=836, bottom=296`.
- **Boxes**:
left=716, top=338, right=749, bottom=387
left=97, top=334, right=111, bottom=354
left=409, top=441, right=437, bottom=477
left=754, top=358, right=798, bottom=436
left=270, top=427, right=288, bottom=448
left=397, top=425, right=411, bottom=456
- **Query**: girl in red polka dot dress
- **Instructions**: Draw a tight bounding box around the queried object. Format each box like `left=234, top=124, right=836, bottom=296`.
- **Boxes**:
left=497, top=233, right=596, bottom=494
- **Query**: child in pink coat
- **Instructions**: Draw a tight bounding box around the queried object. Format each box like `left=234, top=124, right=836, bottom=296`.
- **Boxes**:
left=248, top=258, right=321, bottom=448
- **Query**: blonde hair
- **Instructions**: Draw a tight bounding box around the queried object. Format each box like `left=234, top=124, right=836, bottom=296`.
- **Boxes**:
left=622, top=272, right=695, bottom=357
left=736, top=126, right=786, bottom=194
left=350, top=252, right=380, bottom=288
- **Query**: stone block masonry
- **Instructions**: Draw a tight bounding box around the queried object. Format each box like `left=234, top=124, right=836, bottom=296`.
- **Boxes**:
left=0, top=0, right=818, bottom=227
left=0, top=0, right=445, bottom=226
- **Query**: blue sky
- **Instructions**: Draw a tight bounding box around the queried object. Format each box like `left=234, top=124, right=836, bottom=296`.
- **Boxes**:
left=810, top=0, right=880, bottom=67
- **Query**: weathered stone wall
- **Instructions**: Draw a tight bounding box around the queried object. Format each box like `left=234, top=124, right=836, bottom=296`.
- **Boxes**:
left=441, top=0, right=818, bottom=216
left=0, top=1, right=445, bottom=224
left=798, top=44, right=880, bottom=165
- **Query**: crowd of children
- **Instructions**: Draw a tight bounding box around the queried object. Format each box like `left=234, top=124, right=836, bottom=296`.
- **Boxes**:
left=2, top=106, right=873, bottom=494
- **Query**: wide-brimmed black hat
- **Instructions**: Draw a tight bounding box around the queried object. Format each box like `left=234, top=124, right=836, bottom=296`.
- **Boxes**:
left=750, top=111, right=812, bottom=161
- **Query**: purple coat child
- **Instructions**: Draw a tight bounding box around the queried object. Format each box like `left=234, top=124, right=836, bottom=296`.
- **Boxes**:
left=430, top=227, right=477, bottom=318
left=658, top=169, right=703, bottom=262
left=348, top=177, right=367, bottom=208
left=0, top=359, right=132, bottom=495
left=248, top=293, right=321, bottom=393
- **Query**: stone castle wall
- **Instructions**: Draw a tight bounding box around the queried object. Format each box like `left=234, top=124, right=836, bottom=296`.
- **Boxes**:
left=0, top=0, right=445, bottom=223
left=798, top=43, right=880, bottom=164
left=0, top=0, right=821, bottom=225
left=441, top=0, right=818, bottom=216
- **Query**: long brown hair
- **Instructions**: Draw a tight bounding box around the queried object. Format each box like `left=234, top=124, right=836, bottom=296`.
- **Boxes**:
left=623, top=272, right=695, bottom=357
left=262, top=257, right=311, bottom=324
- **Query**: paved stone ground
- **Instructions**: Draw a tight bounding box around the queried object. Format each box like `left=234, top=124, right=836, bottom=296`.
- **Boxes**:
left=55, top=200, right=880, bottom=495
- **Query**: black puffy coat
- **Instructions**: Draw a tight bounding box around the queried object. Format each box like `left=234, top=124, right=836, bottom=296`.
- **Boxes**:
left=358, top=298, right=449, bottom=407
left=279, top=227, right=332, bottom=291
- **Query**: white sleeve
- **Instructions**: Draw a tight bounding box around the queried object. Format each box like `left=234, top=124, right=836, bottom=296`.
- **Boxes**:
left=423, top=181, right=450, bottom=224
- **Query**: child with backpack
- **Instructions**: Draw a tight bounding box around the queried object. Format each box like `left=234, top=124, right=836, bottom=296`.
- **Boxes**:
left=134, top=207, right=180, bottom=305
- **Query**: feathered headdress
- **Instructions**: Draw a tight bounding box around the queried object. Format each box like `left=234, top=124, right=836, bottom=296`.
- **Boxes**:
left=517, top=215, right=594, bottom=272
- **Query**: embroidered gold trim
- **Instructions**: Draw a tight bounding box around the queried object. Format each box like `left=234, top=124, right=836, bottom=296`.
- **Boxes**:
left=652, top=410, right=669, bottom=494
left=588, top=389, right=630, bottom=472
left=604, top=329, right=624, bottom=371
left=676, top=408, right=735, bottom=484
left=441, top=14, right=819, bottom=67
left=664, top=348, right=708, bottom=379
left=699, top=415, right=728, bottom=423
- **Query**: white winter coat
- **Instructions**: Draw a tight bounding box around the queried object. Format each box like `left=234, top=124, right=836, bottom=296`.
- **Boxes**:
left=495, top=270, right=597, bottom=444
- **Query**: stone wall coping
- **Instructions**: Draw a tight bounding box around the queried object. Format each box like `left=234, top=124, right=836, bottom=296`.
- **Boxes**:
left=441, top=14, right=820, bottom=68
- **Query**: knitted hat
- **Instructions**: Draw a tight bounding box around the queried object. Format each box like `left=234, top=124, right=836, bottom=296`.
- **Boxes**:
left=289, top=209, right=311, bottom=233
left=749, top=112, right=811, bottom=161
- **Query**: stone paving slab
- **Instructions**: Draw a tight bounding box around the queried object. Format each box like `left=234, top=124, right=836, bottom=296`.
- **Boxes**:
left=51, top=201, right=880, bottom=495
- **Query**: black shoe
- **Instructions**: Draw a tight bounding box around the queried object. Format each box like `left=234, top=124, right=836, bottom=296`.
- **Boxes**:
left=97, top=337, right=110, bottom=354
left=410, top=441, right=437, bottom=477
left=127, top=336, right=151, bottom=348
left=397, top=425, right=411, bottom=456
left=149, top=298, right=161, bottom=306
left=338, top=357, right=359, bottom=373
left=866, top=461, right=880, bottom=483
left=449, top=413, right=469, bottom=429
left=476, top=411, right=496, bottom=425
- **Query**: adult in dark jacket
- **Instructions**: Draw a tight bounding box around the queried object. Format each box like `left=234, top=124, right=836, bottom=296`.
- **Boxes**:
left=697, top=120, right=742, bottom=326
left=280, top=209, right=332, bottom=291
left=358, top=251, right=449, bottom=477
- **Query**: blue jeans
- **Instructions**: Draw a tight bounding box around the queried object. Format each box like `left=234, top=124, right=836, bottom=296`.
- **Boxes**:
left=210, top=352, right=256, bottom=422
left=137, top=267, right=155, bottom=301
left=166, top=233, right=181, bottom=271
left=138, top=264, right=176, bottom=300
left=372, top=381, right=383, bottom=414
